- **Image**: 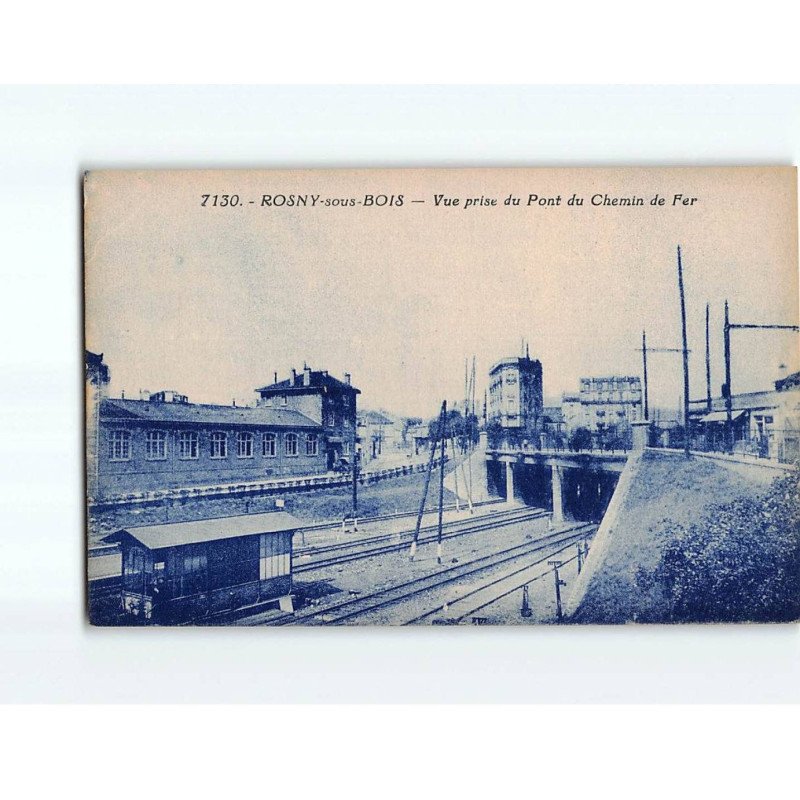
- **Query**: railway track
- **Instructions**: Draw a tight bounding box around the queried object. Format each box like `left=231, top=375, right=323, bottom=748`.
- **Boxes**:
left=247, top=521, right=596, bottom=626
left=404, top=539, right=590, bottom=625
left=294, top=506, right=549, bottom=572
left=87, top=497, right=504, bottom=560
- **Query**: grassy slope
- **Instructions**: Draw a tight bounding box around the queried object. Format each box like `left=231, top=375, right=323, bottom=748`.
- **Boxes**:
left=571, top=450, right=779, bottom=623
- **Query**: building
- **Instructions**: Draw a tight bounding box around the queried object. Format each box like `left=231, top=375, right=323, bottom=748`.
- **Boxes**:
left=256, top=365, right=360, bottom=470
left=563, top=376, right=643, bottom=446
left=487, top=354, right=544, bottom=445
left=358, top=409, right=406, bottom=462
left=541, top=405, right=566, bottom=447
left=407, top=425, right=431, bottom=455
left=102, top=511, right=300, bottom=623
left=689, top=372, right=800, bottom=461
left=86, top=352, right=330, bottom=500
left=561, top=393, right=583, bottom=432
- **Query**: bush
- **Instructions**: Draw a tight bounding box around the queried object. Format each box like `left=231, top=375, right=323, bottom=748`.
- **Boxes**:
left=636, top=469, right=800, bottom=622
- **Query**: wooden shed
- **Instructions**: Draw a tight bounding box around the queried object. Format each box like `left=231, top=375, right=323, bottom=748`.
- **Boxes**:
left=102, top=512, right=301, bottom=623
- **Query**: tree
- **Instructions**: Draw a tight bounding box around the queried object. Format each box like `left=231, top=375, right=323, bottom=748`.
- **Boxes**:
left=401, top=417, right=422, bottom=446
left=569, top=426, right=592, bottom=452
left=636, top=469, right=800, bottom=623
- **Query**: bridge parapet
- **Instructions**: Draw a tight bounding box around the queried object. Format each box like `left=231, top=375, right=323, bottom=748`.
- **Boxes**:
left=486, top=447, right=628, bottom=473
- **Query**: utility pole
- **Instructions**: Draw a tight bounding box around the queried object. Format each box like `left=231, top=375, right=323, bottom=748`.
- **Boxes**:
left=705, top=302, right=712, bottom=413
left=351, top=429, right=359, bottom=527
left=723, top=299, right=733, bottom=453
left=637, top=334, right=684, bottom=428
left=722, top=299, right=799, bottom=454
left=450, top=434, right=460, bottom=512
left=641, top=329, right=649, bottom=421
left=437, top=404, right=447, bottom=565
left=409, top=402, right=445, bottom=561
left=676, top=245, right=691, bottom=458
left=548, top=560, right=566, bottom=622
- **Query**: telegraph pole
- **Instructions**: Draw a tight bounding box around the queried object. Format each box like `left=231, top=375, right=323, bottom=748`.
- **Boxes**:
left=676, top=246, right=691, bottom=458
left=409, top=401, right=445, bottom=561
left=722, top=299, right=798, bottom=455
left=705, top=302, right=712, bottom=413
left=351, top=429, right=359, bottom=524
left=641, top=330, right=649, bottom=421
left=723, top=300, right=732, bottom=452
left=637, top=334, right=684, bottom=428
left=548, top=560, right=566, bottom=622
left=437, top=404, right=447, bottom=565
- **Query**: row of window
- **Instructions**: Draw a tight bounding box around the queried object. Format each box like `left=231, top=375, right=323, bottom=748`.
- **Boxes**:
left=109, top=429, right=319, bottom=462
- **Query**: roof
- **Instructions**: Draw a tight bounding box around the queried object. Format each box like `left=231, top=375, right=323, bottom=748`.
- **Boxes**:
left=700, top=410, right=746, bottom=424
left=776, top=371, right=800, bottom=392
left=101, top=398, right=320, bottom=428
left=689, top=389, right=789, bottom=415
left=103, top=512, right=302, bottom=551
left=256, top=369, right=360, bottom=394
left=489, top=356, right=542, bottom=375
left=360, top=410, right=394, bottom=426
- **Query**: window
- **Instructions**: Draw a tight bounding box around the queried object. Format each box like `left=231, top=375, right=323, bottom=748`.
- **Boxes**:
left=237, top=431, right=254, bottom=458
left=343, top=441, right=350, bottom=455
left=285, top=432, right=298, bottom=456
left=145, top=430, right=168, bottom=460
left=306, top=433, right=319, bottom=456
left=178, top=431, right=199, bottom=460
left=263, top=432, right=277, bottom=457
left=210, top=431, right=227, bottom=459
left=109, top=430, right=131, bottom=461
left=281, top=395, right=288, bottom=406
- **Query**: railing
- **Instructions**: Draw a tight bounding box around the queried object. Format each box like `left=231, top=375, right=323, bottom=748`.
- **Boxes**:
left=648, top=428, right=799, bottom=466
left=90, top=456, right=446, bottom=509
left=488, top=445, right=630, bottom=457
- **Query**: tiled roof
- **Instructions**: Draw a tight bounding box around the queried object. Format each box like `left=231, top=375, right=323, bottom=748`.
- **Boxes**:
left=101, top=398, right=320, bottom=428
left=256, top=370, right=360, bottom=394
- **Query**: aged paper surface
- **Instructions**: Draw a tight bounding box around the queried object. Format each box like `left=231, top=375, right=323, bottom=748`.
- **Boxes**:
left=84, top=167, right=799, bottom=626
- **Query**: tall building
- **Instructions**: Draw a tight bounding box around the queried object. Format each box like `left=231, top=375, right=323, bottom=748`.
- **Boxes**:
left=256, top=365, right=360, bottom=470
left=566, top=376, right=643, bottom=445
left=487, top=354, right=544, bottom=445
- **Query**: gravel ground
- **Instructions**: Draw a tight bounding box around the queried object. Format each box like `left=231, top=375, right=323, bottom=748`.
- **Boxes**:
left=288, top=515, right=589, bottom=625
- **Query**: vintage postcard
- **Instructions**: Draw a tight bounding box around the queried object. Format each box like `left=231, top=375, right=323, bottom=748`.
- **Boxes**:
left=84, top=167, right=799, bottom=626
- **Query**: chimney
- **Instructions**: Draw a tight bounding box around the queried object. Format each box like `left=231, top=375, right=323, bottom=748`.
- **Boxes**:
left=303, top=364, right=311, bottom=386
left=344, top=372, right=351, bottom=385
left=273, top=371, right=278, bottom=384
left=291, top=368, right=297, bottom=385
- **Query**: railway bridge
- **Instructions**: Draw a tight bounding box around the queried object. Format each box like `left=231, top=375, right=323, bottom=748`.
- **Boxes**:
left=485, top=421, right=648, bottom=522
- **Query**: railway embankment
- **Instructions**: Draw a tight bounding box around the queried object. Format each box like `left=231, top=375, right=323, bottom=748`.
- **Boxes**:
left=565, top=448, right=790, bottom=623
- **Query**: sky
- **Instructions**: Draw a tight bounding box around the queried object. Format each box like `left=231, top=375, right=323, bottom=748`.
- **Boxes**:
left=84, top=167, right=799, bottom=419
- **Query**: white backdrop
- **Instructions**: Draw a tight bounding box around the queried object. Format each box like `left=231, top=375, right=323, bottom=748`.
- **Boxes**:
left=1, top=85, right=799, bottom=702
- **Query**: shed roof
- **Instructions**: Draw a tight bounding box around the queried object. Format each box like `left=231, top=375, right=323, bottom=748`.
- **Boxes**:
left=103, top=512, right=302, bottom=551
left=101, top=398, right=320, bottom=429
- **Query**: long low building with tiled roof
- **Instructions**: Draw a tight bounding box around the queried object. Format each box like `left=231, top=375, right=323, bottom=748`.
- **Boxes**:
left=92, top=391, right=327, bottom=499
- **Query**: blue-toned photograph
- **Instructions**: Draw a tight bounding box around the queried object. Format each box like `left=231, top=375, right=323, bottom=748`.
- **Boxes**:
left=84, top=166, right=800, bottom=626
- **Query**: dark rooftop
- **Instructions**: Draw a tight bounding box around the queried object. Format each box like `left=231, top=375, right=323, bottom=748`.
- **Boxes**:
left=257, top=369, right=360, bottom=394
left=104, top=511, right=303, bottom=550
left=102, top=398, right=320, bottom=428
